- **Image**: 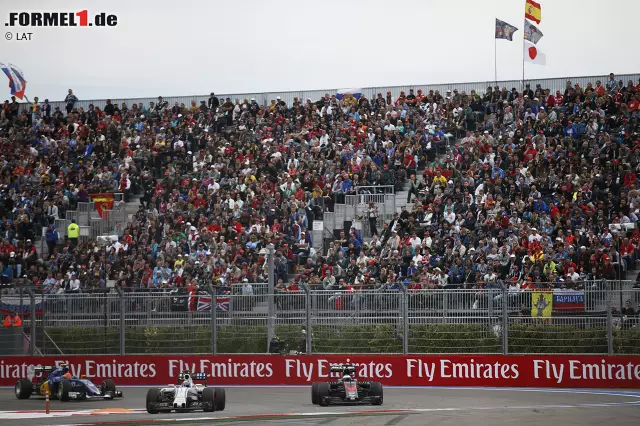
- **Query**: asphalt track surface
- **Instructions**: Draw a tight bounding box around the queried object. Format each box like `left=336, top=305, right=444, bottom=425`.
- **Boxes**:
left=1, top=386, right=640, bottom=426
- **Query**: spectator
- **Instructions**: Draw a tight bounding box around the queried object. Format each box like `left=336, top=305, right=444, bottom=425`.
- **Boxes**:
left=1, top=73, right=638, bottom=313
left=3, top=311, right=22, bottom=327
left=64, top=89, right=78, bottom=114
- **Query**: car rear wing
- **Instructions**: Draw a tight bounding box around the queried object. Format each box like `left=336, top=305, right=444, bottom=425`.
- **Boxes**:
left=34, top=366, right=55, bottom=373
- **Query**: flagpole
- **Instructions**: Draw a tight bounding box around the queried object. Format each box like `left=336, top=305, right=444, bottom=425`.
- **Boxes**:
left=522, top=2, right=526, bottom=90
left=494, top=35, right=498, bottom=86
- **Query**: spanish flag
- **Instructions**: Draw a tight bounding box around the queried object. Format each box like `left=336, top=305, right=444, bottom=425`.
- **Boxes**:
left=525, top=0, right=541, bottom=24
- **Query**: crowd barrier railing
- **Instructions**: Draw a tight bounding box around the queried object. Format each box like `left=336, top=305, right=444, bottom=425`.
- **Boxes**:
left=3, top=281, right=639, bottom=356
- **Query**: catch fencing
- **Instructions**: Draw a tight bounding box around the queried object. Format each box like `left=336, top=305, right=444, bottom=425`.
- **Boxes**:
left=4, top=280, right=640, bottom=356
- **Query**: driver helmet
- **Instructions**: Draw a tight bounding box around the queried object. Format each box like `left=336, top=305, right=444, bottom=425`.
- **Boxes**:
left=182, top=380, right=191, bottom=387
left=63, top=372, right=72, bottom=379
left=342, top=375, right=352, bottom=381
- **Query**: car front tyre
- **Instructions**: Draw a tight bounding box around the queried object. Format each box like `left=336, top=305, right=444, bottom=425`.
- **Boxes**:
left=317, top=383, right=330, bottom=407
left=369, top=382, right=383, bottom=405
left=311, top=382, right=319, bottom=404
left=214, top=387, right=226, bottom=411
left=58, top=380, right=72, bottom=402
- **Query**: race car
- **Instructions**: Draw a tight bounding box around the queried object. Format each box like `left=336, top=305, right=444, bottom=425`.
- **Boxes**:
left=311, top=364, right=383, bottom=406
left=146, top=370, right=226, bottom=414
left=15, top=364, right=123, bottom=402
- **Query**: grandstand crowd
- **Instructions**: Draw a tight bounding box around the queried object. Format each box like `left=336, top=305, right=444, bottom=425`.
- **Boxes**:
left=1, top=72, right=640, bottom=303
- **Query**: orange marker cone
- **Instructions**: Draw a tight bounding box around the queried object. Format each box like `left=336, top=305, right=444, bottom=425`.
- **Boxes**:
left=45, top=390, right=50, bottom=414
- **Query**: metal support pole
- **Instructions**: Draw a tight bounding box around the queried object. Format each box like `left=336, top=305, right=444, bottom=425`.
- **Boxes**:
left=400, top=286, right=408, bottom=355
left=208, top=285, right=217, bottom=354
left=115, top=285, right=125, bottom=355
left=606, top=280, right=613, bottom=355
left=304, top=285, right=312, bottom=354
left=502, top=286, right=509, bottom=355
left=266, top=244, right=275, bottom=353
left=28, top=289, right=36, bottom=356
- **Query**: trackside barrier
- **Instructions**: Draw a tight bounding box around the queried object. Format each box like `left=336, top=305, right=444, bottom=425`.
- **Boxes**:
left=1, top=355, right=640, bottom=388
left=5, top=281, right=638, bottom=356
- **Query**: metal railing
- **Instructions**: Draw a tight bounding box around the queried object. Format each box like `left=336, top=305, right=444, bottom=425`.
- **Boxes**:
left=20, top=73, right=640, bottom=115
left=5, top=280, right=639, bottom=356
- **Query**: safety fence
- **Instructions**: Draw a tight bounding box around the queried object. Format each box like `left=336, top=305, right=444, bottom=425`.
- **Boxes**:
left=3, top=280, right=639, bottom=356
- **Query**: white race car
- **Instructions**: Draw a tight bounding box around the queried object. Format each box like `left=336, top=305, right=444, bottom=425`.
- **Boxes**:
left=146, top=371, right=226, bottom=414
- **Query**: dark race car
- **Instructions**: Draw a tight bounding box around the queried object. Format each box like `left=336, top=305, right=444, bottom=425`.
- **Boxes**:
left=15, top=364, right=123, bottom=402
left=146, top=370, right=226, bottom=414
left=311, top=364, right=383, bottom=406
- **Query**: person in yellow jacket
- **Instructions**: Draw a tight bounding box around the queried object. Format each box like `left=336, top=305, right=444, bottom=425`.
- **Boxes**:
left=67, top=219, right=79, bottom=249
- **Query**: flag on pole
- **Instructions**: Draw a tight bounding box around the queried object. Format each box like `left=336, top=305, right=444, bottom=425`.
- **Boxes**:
left=0, top=62, right=27, bottom=99
left=524, top=41, right=546, bottom=65
left=495, top=19, right=519, bottom=41
left=89, top=193, right=115, bottom=218
left=525, top=0, right=542, bottom=24
left=524, top=20, right=544, bottom=44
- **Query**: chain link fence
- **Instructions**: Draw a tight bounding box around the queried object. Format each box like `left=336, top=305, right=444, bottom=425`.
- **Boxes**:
left=3, top=281, right=640, bottom=356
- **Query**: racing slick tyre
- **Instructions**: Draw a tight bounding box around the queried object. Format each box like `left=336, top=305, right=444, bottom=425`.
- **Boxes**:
left=15, top=378, right=33, bottom=399
left=311, top=382, right=319, bottom=405
left=317, top=382, right=330, bottom=407
left=101, top=379, right=116, bottom=398
left=102, top=379, right=116, bottom=392
left=369, top=381, right=383, bottom=405
left=146, top=388, right=160, bottom=414
left=58, top=380, right=72, bottom=402
left=214, top=387, right=226, bottom=411
left=202, top=388, right=215, bottom=412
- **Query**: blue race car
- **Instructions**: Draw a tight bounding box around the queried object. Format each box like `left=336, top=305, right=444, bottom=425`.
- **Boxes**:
left=15, top=364, right=123, bottom=402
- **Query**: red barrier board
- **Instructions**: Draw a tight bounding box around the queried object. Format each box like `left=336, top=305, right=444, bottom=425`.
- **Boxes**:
left=1, top=355, right=640, bottom=388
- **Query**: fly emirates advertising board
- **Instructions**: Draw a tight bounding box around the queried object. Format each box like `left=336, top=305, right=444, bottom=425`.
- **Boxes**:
left=1, top=355, right=640, bottom=388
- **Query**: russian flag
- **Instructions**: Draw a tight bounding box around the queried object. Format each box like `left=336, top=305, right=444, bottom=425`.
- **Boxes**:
left=0, top=62, right=27, bottom=99
left=553, top=289, right=585, bottom=311
left=336, top=88, right=362, bottom=100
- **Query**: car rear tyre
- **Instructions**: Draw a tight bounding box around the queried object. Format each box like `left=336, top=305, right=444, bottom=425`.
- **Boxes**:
left=317, top=382, right=330, bottom=407
left=214, top=387, right=226, bottom=411
left=146, top=388, right=160, bottom=414
left=311, top=382, right=319, bottom=404
left=101, top=379, right=116, bottom=394
left=58, top=380, right=72, bottom=402
left=369, top=382, right=383, bottom=405
left=15, top=379, right=32, bottom=399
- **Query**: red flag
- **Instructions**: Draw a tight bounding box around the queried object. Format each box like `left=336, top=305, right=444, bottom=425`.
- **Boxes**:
left=90, top=193, right=115, bottom=219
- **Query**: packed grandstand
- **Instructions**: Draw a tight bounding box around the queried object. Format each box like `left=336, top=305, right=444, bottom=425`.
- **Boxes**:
left=1, top=73, right=640, bottom=307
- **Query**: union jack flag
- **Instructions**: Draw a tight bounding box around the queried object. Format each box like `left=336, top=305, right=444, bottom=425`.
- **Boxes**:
left=197, top=296, right=230, bottom=311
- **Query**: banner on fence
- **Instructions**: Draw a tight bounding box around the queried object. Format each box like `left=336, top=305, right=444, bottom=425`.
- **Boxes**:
left=532, top=292, right=553, bottom=317
left=553, top=289, right=585, bottom=311
left=1, top=355, right=639, bottom=388
left=89, top=193, right=114, bottom=219
left=0, top=295, right=43, bottom=318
